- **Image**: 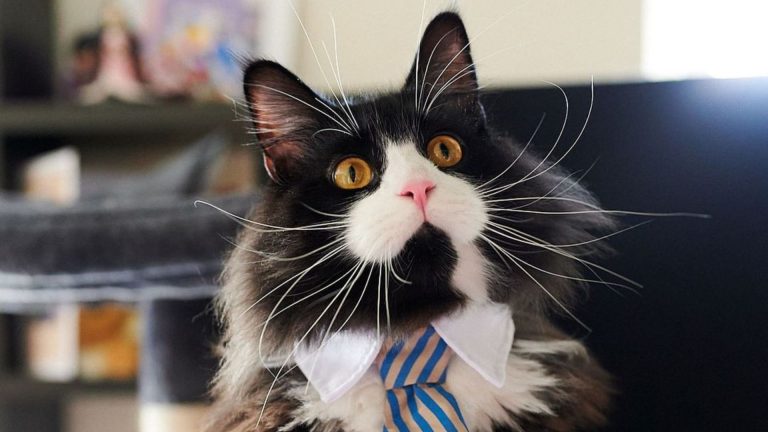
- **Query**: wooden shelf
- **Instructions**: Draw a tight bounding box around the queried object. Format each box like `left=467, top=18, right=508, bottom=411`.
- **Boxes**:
left=0, top=102, right=239, bottom=136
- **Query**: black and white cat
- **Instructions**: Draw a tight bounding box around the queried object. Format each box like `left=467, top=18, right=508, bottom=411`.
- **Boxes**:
left=208, top=12, right=613, bottom=432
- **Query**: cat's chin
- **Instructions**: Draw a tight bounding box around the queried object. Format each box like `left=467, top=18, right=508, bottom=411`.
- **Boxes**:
left=376, top=223, right=467, bottom=333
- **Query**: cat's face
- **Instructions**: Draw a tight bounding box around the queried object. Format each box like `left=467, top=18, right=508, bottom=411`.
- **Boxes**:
left=238, top=13, right=611, bottom=344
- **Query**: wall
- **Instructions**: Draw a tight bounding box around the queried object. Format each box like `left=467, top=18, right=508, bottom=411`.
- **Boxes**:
left=54, top=1, right=644, bottom=93
left=293, top=0, right=644, bottom=91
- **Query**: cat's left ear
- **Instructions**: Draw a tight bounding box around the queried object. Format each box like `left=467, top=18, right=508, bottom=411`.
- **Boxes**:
left=244, top=60, right=323, bottom=184
left=405, top=12, right=479, bottom=111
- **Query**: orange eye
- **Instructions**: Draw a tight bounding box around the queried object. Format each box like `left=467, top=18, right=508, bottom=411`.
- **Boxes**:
left=427, top=135, right=463, bottom=168
left=333, top=157, right=373, bottom=190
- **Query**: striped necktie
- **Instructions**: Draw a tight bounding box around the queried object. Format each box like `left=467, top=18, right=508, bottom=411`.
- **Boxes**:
left=377, top=325, right=469, bottom=432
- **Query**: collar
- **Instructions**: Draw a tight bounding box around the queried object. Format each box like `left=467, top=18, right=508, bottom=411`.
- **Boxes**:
left=294, top=301, right=515, bottom=403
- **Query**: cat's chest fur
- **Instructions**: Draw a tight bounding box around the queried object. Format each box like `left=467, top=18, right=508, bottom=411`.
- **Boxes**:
left=281, top=244, right=563, bottom=432
left=285, top=343, right=568, bottom=432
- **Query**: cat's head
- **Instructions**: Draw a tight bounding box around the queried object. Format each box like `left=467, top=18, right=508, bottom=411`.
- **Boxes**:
left=228, top=12, right=613, bottom=347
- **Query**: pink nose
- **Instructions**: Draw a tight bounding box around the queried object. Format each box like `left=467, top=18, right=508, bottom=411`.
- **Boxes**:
left=399, top=180, right=435, bottom=214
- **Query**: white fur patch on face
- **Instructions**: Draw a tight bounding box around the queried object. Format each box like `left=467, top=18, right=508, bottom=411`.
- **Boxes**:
left=344, top=141, right=488, bottom=263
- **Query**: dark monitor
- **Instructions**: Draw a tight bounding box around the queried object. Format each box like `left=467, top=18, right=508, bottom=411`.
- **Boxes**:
left=483, top=78, right=768, bottom=432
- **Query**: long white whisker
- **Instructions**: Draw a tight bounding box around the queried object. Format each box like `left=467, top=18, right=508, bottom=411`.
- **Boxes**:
left=414, top=0, right=427, bottom=112
left=304, top=259, right=375, bottom=394
left=254, top=266, right=358, bottom=331
left=488, top=208, right=710, bottom=219
left=239, top=244, right=346, bottom=320
left=246, top=84, right=352, bottom=135
left=423, top=45, right=522, bottom=116
left=312, top=96, right=354, bottom=132
left=508, top=78, right=595, bottom=191
left=489, top=218, right=650, bottom=249
left=329, top=15, right=360, bottom=130
left=418, top=30, right=455, bottom=112
left=321, top=40, right=358, bottom=132
left=384, top=256, right=392, bottom=332
left=255, top=260, right=356, bottom=428
left=497, top=246, right=636, bottom=294
left=512, top=82, right=569, bottom=184
left=484, top=224, right=642, bottom=288
left=422, top=8, right=521, bottom=113
left=476, top=113, right=546, bottom=192
left=481, top=235, right=591, bottom=331
left=376, top=263, right=383, bottom=339
left=228, top=236, right=344, bottom=263
left=313, top=128, right=352, bottom=138
left=285, top=0, right=356, bottom=134
left=194, top=200, right=347, bottom=232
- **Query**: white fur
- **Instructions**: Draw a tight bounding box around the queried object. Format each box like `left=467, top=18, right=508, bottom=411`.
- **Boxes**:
left=285, top=345, right=559, bottom=432
left=445, top=349, right=558, bottom=431
left=284, top=370, right=385, bottom=432
left=345, top=142, right=487, bottom=265
left=451, top=243, right=489, bottom=302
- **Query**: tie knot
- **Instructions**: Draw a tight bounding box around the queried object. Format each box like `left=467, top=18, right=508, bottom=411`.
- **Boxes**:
left=378, top=326, right=453, bottom=389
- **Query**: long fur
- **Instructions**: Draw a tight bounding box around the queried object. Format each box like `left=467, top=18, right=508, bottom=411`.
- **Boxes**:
left=207, top=11, right=616, bottom=432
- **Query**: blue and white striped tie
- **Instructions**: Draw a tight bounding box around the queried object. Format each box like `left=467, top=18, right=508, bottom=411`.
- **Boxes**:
left=377, top=325, right=469, bottom=432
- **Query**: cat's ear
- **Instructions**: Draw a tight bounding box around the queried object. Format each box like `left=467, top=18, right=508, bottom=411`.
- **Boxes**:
left=244, top=60, right=322, bottom=184
left=405, top=12, right=479, bottom=110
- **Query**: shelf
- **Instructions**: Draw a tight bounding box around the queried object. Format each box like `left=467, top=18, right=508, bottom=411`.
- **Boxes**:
left=0, top=102, right=241, bottom=136
left=0, top=374, right=135, bottom=399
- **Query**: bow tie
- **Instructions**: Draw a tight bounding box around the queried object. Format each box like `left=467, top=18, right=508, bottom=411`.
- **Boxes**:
left=378, top=325, right=469, bottom=432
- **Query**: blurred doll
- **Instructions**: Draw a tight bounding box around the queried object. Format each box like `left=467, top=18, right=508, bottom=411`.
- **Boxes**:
left=77, top=3, right=149, bottom=104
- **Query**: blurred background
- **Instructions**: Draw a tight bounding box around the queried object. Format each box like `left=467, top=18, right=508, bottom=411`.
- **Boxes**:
left=0, top=1, right=766, bottom=431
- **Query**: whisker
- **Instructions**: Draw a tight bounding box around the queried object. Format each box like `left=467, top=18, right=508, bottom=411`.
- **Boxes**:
left=505, top=79, right=595, bottom=192
left=245, top=84, right=353, bottom=135
left=376, top=263, right=383, bottom=339
left=300, top=202, right=347, bottom=219
left=254, top=265, right=359, bottom=330
left=480, top=234, right=592, bottom=331
left=321, top=40, right=359, bottom=132
left=384, top=255, right=392, bottom=331
left=421, top=7, right=524, bottom=115
left=483, top=230, right=638, bottom=295
left=285, top=0, right=356, bottom=134
left=226, top=236, right=345, bottom=263
left=255, top=260, right=356, bottom=428
left=484, top=223, right=642, bottom=288
left=490, top=83, right=569, bottom=197
left=488, top=207, right=711, bottom=219
left=414, top=0, right=428, bottom=112
left=302, top=261, right=376, bottom=395
left=418, top=30, right=454, bottom=112
left=328, top=15, right=360, bottom=130
left=476, top=113, right=547, bottom=193
left=195, top=200, right=348, bottom=232
left=313, top=128, right=352, bottom=138
left=239, top=244, right=346, bottom=320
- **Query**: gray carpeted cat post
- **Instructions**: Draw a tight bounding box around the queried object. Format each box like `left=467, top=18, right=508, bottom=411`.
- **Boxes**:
left=0, top=193, right=255, bottom=431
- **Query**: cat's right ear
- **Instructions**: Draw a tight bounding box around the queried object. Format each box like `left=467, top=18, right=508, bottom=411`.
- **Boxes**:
left=244, top=60, right=321, bottom=184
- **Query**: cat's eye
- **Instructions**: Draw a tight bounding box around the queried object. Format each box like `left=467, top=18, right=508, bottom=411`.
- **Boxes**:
left=333, top=157, right=373, bottom=190
left=427, top=135, right=463, bottom=168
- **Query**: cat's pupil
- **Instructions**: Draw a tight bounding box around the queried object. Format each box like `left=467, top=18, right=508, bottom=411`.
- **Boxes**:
left=348, top=165, right=357, bottom=182
left=439, top=142, right=450, bottom=159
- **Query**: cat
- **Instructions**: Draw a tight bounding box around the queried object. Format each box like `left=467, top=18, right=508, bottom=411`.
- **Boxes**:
left=207, top=12, right=614, bottom=432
